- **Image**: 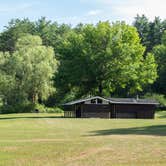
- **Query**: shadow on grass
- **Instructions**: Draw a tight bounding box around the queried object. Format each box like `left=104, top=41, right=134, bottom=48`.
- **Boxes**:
left=0, top=115, right=64, bottom=120
left=159, top=114, right=166, bottom=119
left=89, top=125, right=166, bottom=136
left=158, top=115, right=166, bottom=119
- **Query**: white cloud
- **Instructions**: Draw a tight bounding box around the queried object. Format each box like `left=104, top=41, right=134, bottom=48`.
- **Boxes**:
left=87, top=10, right=102, bottom=16
left=0, top=2, right=36, bottom=14
left=97, top=0, right=166, bottom=23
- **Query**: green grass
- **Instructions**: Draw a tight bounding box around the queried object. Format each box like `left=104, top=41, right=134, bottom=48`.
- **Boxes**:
left=0, top=112, right=165, bottom=166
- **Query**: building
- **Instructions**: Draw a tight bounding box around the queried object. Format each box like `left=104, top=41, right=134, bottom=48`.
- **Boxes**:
left=63, top=96, right=158, bottom=119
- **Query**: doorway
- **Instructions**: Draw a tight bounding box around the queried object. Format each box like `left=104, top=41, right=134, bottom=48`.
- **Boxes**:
left=76, top=105, right=81, bottom=118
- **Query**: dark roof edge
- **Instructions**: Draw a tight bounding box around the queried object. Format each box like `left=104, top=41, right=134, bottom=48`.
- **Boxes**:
left=63, top=96, right=159, bottom=105
left=63, top=96, right=109, bottom=105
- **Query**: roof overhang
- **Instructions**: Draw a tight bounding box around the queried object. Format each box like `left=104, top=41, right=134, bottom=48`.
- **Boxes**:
left=63, top=96, right=110, bottom=106
left=63, top=96, right=159, bottom=106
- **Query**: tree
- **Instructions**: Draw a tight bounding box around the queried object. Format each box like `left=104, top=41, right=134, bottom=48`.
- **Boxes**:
left=0, top=17, right=71, bottom=53
left=14, top=34, right=59, bottom=103
left=152, top=31, right=166, bottom=95
left=0, top=35, right=58, bottom=108
left=0, top=18, right=36, bottom=52
left=56, top=21, right=157, bottom=99
left=149, top=17, right=163, bottom=50
left=133, top=14, right=151, bottom=52
left=133, top=15, right=166, bottom=53
left=0, top=52, right=16, bottom=105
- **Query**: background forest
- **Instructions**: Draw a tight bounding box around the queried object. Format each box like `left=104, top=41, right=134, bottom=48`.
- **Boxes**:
left=0, top=14, right=166, bottom=113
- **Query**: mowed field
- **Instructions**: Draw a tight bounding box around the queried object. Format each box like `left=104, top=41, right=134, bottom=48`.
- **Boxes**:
left=0, top=112, right=166, bottom=166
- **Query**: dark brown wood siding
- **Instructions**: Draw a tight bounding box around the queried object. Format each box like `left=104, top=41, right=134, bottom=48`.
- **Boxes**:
left=112, top=104, right=155, bottom=119
left=64, top=103, right=156, bottom=119
left=82, top=104, right=110, bottom=118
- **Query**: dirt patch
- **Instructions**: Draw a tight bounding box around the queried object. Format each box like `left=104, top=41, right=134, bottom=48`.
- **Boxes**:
left=66, top=147, right=111, bottom=163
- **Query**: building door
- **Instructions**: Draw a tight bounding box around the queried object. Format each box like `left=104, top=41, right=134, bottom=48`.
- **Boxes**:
left=76, top=106, right=81, bottom=118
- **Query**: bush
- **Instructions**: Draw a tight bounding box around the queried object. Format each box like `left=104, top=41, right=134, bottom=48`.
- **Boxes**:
left=143, top=93, right=166, bottom=107
left=0, top=102, right=35, bottom=114
left=33, top=104, right=64, bottom=113
left=0, top=102, right=64, bottom=114
left=34, top=103, right=46, bottom=113
left=45, top=107, right=64, bottom=113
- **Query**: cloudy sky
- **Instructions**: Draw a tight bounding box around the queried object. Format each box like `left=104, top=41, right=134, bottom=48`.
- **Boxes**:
left=0, top=0, right=165, bottom=31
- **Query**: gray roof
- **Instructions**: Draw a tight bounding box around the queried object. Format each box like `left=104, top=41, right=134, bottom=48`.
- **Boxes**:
left=64, top=96, right=159, bottom=105
left=63, top=96, right=110, bottom=105
left=108, top=98, right=158, bottom=105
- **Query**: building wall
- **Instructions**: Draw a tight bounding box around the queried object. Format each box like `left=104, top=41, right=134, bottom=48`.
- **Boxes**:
left=113, top=104, right=155, bottom=119
left=81, top=104, right=110, bottom=118
left=64, top=103, right=156, bottom=119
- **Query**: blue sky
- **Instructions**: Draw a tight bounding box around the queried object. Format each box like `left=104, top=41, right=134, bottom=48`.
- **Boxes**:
left=0, top=0, right=165, bottom=31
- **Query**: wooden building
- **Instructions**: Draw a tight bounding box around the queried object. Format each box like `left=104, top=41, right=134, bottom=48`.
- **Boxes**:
left=63, top=96, right=158, bottom=119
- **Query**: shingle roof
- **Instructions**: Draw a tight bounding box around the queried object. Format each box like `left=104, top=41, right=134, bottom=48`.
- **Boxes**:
left=108, top=98, right=158, bottom=105
left=64, top=96, right=159, bottom=105
left=63, top=96, right=110, bottom=105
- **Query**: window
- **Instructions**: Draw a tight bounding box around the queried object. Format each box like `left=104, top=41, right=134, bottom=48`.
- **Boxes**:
left=97, top=99, right=102, bottom=104
left=91, top=99, right=96, bottom=104
left=90, top=98, right=103, bottom=104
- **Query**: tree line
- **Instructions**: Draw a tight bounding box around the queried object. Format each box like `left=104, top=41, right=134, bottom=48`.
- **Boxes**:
left=0, top=15, right=165, bottom=113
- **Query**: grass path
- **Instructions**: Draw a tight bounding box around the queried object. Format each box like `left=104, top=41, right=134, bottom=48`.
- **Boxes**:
left=0, top=112, right=165, bottom=166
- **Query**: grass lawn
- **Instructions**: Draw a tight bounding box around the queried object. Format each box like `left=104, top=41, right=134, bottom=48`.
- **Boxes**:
left=0, top=112, right=165, bottom=166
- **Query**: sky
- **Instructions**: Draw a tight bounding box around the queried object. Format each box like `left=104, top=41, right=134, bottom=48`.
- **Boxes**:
left=0, top=0, right=166, bottom=31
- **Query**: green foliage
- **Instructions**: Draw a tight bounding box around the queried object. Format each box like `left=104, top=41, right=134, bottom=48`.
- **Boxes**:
left=144, top=93, right=166, bottom=107
left=13, top=34, right=59, bottom=103
left=33, top=103, right=64, bottom=113
left=0, top=18, right=36, bottom=52
left=46, top=107, right=64, bottom=113
left=56, top=21, right=157, bottom=99
left=133, top=15, right=166, bottom=52
left=0, top=102, right=34, bottom=114
left=0, top=35, right=58, bottom=113
left=0, top=17, right=71, bottom=53
left=0, top=17, right=163, bottom=110
left=152, top=32, right=166, bottom=95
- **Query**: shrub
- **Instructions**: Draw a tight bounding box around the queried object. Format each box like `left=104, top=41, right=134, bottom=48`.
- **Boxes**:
left=0, top=102, right=35, bottom=114
left=45, top=107, right=64, bottom=113
left=34, top=103, right=46, bottom=113
left=32, top=104, right=64, bottom=113
left=144, top=93, right=166, bottom=107
left=0, top=102, right=64, bottom=114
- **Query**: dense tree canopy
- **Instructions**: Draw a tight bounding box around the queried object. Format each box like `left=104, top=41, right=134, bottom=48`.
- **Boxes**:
left=0, top=35, right=58, bottom=111
left=0, top=16, right=165, bottom=112
left=56, top=22, right=157, bottom=101
left=133, top=15, right=166, bottom=53
left=0, top=17, right=71, bottom=53
left=152, top=31, right=166, bottom=95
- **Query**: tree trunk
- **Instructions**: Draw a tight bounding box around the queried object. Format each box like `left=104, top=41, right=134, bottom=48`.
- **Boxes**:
left=98, top=83, right=103, bottom=96
left=32, top=93, right=37, bottom=104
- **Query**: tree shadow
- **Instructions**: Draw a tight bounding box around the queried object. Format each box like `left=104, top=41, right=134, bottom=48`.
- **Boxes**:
left=157, top=115, right=166, bottom=119
left=155, top=111, right=166, bottom=119
left=0, top=115, right=64, bottom=120
left=89, top=125, right=166, bottom=136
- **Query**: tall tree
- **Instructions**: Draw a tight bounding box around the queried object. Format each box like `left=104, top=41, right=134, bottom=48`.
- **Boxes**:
left=0, top=52, right=16, bottom=105
left=56, top=22, right=157, bottom=100
left=0, top=18, right=36, bottom=52
left=0, top=17, right=71, bottom=53
left=152, top=31, right=166, bottom=95
left=133, top=15, right=166, bottom=53
left=133, top=14, right=150, bottom=51
left=0, top=35, right=58, bottom=108
left=14, top=34, right=59, bottom=103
